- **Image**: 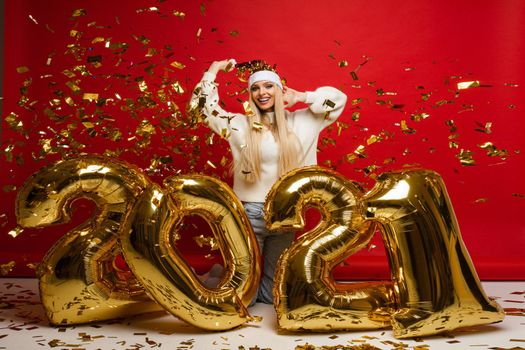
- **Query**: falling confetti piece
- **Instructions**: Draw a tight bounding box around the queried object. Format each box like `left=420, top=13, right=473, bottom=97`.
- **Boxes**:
left=170, top=61, right=186, bottom=69
left=478, top=142, right=509, bottom=159
left=16, top=66, right=29, bottom=74
left=7, top=227, right=24, bottom=238
left=71, top=8, right=87, bottom=17
left=411, top=113, right=430, bottom=121
left=193, top=235, right=218, bottom=250
left=457, top=80, right=480, bottom=90
left=0, top=261, right=16, bottom=276
left=457, top=149, right=476, bottom=166
left=82, top=93, right=99, bottom=101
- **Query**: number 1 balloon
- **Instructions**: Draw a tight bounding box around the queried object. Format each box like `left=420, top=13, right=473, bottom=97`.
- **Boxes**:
left=364, top=169, right=504, bottom=338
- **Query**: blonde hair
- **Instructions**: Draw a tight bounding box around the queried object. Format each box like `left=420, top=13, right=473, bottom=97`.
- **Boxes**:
left=238, top=86, right=302, bottom=182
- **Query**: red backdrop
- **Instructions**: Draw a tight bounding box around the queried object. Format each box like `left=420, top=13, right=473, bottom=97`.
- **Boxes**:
left=1, top=0, right=524, bottom=279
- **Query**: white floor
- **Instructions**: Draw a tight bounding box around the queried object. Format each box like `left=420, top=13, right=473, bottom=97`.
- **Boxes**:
left=0, top=279, right=524, bottom=350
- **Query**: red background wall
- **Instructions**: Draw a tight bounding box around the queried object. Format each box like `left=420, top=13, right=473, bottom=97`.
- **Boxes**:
left=1, top=0, right=524, bottom=279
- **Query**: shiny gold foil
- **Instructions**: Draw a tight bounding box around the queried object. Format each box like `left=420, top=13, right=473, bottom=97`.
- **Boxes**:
left=457, top=81, right=480, bottom=90
left=170, top=61, right=186, bottom=69
left=15, top=156, right=162, bottom=325
left=0, top=261, right=16, bottom=276
left=16, top=66, right=29, bottom=73
left=363, top=169, right=505, bottom=338
left=457, top=149, right=476, bottom=166
left=82, top=93, right=99, bottom=101
left=265, top=166, right=395, bottom=332
left=120, top=175, right=260, bottom=330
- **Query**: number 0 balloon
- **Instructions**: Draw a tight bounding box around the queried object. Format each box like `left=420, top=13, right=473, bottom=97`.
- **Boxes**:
left=119, top=175, right=260, bottom=331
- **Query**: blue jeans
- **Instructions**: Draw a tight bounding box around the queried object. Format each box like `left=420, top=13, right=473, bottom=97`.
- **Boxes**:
left=243, top=202, right=295, bottom=304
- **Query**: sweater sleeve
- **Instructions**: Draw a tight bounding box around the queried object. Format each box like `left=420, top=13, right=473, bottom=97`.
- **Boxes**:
left=303, top=86, right=348, bottom=128
left=188, top=72, right=243, bottom=137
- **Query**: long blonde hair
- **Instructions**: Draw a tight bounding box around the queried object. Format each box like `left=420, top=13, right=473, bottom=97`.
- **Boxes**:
left=238, top=87, right=302, bottom=182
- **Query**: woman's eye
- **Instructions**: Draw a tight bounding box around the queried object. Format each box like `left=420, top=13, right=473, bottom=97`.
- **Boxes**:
left=264, top=84, right=273, bottom=89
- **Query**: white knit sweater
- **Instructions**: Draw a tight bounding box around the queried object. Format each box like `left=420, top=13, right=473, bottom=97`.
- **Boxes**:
left=191, top=72, right=348, bottom=202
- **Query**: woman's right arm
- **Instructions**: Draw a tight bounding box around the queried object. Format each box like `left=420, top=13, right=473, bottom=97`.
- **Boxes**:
left=187, top=59, right=239, bottom=137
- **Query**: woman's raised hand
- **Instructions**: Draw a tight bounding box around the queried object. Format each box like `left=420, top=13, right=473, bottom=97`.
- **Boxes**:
left=283, top=86, right=306, bottom=109
left=208, top=59, right=236, bottom=75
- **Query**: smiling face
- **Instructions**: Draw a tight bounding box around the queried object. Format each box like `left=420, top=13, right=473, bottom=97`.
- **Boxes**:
left=250, top=80, right=276, bottom=112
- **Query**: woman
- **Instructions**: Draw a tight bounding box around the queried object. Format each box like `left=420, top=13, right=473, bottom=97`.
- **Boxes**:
left=190, top=58, right=347, bottom=304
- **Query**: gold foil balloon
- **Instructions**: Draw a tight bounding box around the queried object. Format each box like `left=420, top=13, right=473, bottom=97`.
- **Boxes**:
left=15, top=156, right=162, bottom=325
left=120, top=174, right=259, bottom=331
left=266, top=166, right=396, bottom=332
left=163, top=175, right=261, bottom=307
left=364, top=169, right=505, bottom=338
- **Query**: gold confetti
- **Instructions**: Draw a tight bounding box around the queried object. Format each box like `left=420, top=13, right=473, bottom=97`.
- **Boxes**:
left=411, top=113, right=430, bottom=121
left=172, top=81, right=185, bottom=94
left=474, top=121, right=492, bottom=134
left=0, top=261, right=16, bottom=276
left=72, top=8, right=87, bottom=17
left=252, top=122, right=263, bottom=131
left=82, top=93, right=99, bottom=101
left=193, top=235, right=218, bottom=250
left=28, top=14, right=39, bottom=24
left=69, top=29, right=82, bottom=38
left=400, top=120, right=416, bottom=134
left=338, top=60, right=348, bottom=67
left=26, top=262, right=39, bottom=270
left=8, top=226, right=24, bottom=238
left=457, top=80, right=480, bottom=90
left=66, top=80, right=81, bottom=92
left=138, top=80, right=148, bottom=92
left=170, top=61, right=186, bottom=69
left=145, top=48, right=157, bottom=57
left=243, top=101, right=255, bottom=116
left=323, top=99, right=336, bottom=108
left=478, top=141, right=509, bottom=159
left=473, top=198, right=488, bottom=203
left=64, top=96, right=75, bottom=106
left=230, top=30, right=239, bottom=37
left=173, top=11, right=186, bottom=18
left=82, top=122, right=95, bottom=129
left=457, top=149, right=476, bottom=166
left=91, top=36, right=105, bottom=44
left=5, top=112, right=24, bottom=132
left=16, top=66, right=29, bottom=73
left=366, top=135, right=380, bottom=145
left=445, top=119, right=457, bottom=132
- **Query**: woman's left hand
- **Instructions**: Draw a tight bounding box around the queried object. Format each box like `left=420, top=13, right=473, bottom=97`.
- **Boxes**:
left=283, top=87, right=306, bottom=109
